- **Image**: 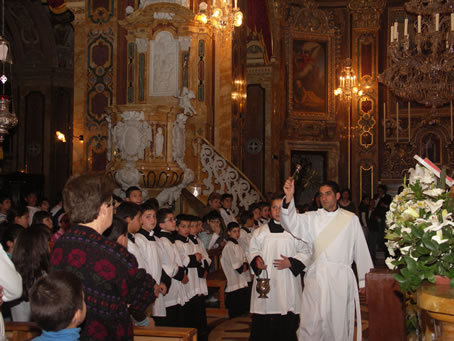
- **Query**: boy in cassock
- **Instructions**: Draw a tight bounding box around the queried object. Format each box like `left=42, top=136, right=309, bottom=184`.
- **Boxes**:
left=248, top=194, right=310, bottom=341
left=220, top=222, right=250, bottom=319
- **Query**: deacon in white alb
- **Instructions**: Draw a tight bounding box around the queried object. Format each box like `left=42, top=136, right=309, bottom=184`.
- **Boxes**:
left=281, top=179, right=374, bottom=341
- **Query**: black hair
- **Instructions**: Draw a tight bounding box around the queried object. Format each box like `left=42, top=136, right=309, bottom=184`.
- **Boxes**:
left=32, top=211, right=52, bottom=226
left=239, top=210, right=253, bottom=225
left=156, top=207, right=173, bottom=225
left=226, top=222, right=240, bottom=232
left=103, top=215, right=128, bottom=242
left=125, top=186, right=141, bottom=198
left=0, top=193, right=11, bottom=204
left=140, top=203, right=157, bottom=214
left=202, top=210, right=222, bottom=223
left=116, top=202, right=141, bottom=221
left=112, top=194, right=123, bottom=205
left=30, top=270, right=84, bottom=331
left=378, top=184, right=388, bottom=192
left=7, top=206, right=28, bottom=224
left=1, top=223, right=21, bottom=252
left=320, top=180, right=340, bottom=194
left=257, top=201, right=270, bottom=210
left=176, top=214, right=190, bottom=226
left=340, top=188, right=352, bottom=200
left=221, top=193, right=233, bottom=201
left=142, top=198, right=159, bottom=211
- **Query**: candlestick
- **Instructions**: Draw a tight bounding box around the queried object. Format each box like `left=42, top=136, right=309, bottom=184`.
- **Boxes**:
left=418, top=15, right=421, bottom=33
left=396, top=102, right=399, bottom=143
left=436, top=13, right=439, bottom=31
left=404, top=18, right=408, bottom=36
left=408, top=102, right=411, bottom=142
left=384, top=102, right=386, bottom=142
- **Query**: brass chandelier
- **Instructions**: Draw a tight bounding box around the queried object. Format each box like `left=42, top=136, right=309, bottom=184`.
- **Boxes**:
left=378, top=0, right=454, bottom=109
left=196, top=0, right=243, bottom=37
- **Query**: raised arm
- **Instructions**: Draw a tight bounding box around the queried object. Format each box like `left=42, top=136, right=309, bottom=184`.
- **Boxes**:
left=281, top=178, right=310, bottom=241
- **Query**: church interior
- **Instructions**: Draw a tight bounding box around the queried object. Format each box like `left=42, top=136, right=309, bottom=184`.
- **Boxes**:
left=1, top=0, right=454, bottom=340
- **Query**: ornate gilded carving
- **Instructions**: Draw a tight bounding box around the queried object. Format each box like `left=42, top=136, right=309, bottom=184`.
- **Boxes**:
left=348, top=0, right=385, bottom=29
left=287, top=0, right=335, bottom=34
left=287, top=119, right=337, bottom=140
left=381, top=141, right=417, bottom=179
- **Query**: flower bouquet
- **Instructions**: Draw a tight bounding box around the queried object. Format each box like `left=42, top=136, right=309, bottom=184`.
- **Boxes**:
left=385, top=156, right=454, bottom=293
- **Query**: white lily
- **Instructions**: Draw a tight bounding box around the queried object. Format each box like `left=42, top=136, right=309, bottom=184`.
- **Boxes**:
left=400, top=246, right=411, bottom=254
left=423, top=188, right=445, bottom=197
left=425, top=199, right=444, bottom=214
left=403, top=207, right=419, bottom=219
left=432, top=230, right=448, bottom=244
left=385, top=257, right=396, bottom=270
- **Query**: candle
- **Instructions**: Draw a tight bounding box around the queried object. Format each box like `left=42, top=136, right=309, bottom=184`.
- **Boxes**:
left=404, top=18, right=408, bottom=36
left=451, top=13, right=454, bottom=32
left=384, top=102, right=387, bottom=142
left=395, top=22, right=399, bottom=41
left=436, top=13, right=439, bottom=31
left=451, top=101, right=453, bottom=141
left=418, top=15, right=422, bottom=33
left=213, top=0, right=215, bottom=6
left=396, top=102, right=399, bottom=143
left=234, top=0, right=237, bottom=9
left=408, top=102, right=411, bottom=141
left=391, top=25, right=394, bottom=41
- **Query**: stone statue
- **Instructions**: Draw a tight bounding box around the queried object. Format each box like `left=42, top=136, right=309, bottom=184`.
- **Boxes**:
left=151, top=31, right=178, bottom=96
left=172, top=113, right=187, bottom=162
left=177, top=87, right=197, bottom=116
left=155, top=127, right=164, bottom=157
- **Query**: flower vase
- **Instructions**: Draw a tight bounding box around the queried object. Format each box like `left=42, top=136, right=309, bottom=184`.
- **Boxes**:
left=435, top=275, right=450, bottom=286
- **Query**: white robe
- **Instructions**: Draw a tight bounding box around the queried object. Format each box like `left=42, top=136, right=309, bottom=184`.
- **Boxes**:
left=189, top=236, right=210, bottom=296
left=280, top=200, right=374, bottom=341
left=135, top=231, right=166, bottom=317
left=220, top=208, right=238, bottom=227
left=220, top=240, right=249, bottom=293
left=248, top=222, right=309, bottom=315
left=175, top=236, right=201, bottom=300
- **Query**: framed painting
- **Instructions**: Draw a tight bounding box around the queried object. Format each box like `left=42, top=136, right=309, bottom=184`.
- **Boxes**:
left=288, top=31, right=335, bottom=120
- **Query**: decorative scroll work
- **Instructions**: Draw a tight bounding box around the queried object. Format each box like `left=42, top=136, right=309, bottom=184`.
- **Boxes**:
left=199, top=141, right=262, bottom=215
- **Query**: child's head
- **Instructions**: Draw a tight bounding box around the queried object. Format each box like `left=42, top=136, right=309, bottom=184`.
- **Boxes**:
left=112, top=194, right=123, bottom=211
left=221, top=193, right=233, bottom=210
left=38, top=198, right=50, bottom=212
left=24, top=191, right=38, bottom=207
left=176, top=214, right=190, bottom=238
left=249, top=203, right=261, bottom=221
left=203, top=210, right=222, bottom=234
left=140, top=203, right=156, bottom=232
left=8, top=206, right=30, bottom=228
left=239, top=210, right=254, bottom=227
left=30, top=270, right=86, bottom=332
left=258, top=201, right=270, bottom=219
left=116, top=202, right=141, bottom=234
left=142, top=198, right=159, bottom=211
left=207, top=192, right=222, bottom=211
left=125, top=186, right=142, bottom=205
left=32, top=211, right=53, bottom=230
left=1, top=223, right=21, bottom=255
left=188, top=215, right=200, bottom=236
left=0, top=193, right=11, bottom=213
left=226, top=222, right=240, bottom=240
left=157, top=208, right=176, bottom=232
left=270, top=194, right=284, bottom=222
left=103, top=215, right=128, bottom=248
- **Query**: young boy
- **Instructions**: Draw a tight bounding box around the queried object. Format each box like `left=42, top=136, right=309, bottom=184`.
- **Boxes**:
left=220, top=193, right=237, bottom=227
left=125, top=186, right=143, bottom=205
left=257, top=201, right=271, bottom=226
left=116, top=202, right=146, bottom=268
left=238, top=210, right=254, bottom=257
left=155, top=208, right=188, bottom=327
left=175, top=214, right=206, bottom=335
left=30, top=270, right=86, bottom=341
left=220, top=222, right=250, bottom=319
left=249, top=203, right=262, bottom=228
left=0, top=193, right=11, bottom=223
left=103, top=215, right=129, bottom=248
left=248, top=194, right=310, bottom=341
left=135, top=203, right=169, bottom=320
left=199, top=210, right=224, bottom=251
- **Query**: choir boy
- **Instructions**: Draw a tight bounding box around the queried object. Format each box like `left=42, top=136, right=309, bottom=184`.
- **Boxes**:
left=155, top=208, right=188, bottom=327
left=219, top=193, right=237, bottom=226
left=125, top=186, right=143, bottom=205
left=257, top=201, right=271, bottom=225
left=220, top=222, right=250, bottom=319
left=248, top=194, right=310, bottom=341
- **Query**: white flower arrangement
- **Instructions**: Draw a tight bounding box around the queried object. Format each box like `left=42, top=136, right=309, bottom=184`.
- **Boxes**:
left=385, top=162, right=454, bottom=293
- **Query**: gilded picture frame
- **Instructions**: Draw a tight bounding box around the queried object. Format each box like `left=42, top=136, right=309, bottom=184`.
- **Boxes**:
left=288, top=30, right=335, bottom=120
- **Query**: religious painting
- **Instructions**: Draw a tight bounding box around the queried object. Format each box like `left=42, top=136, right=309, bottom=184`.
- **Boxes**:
left=288, top=31, right=335, bottom=120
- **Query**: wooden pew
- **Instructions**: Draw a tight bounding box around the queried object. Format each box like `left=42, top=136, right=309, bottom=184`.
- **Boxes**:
left=5, top=322, right=41, bottom=341
left=5, top=322, right=197, bottom=341
left=366, top=268, right=406, bottom=341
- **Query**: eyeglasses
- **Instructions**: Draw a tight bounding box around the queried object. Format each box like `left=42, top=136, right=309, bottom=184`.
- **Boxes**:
left=165, top=217, right=176, bottom=222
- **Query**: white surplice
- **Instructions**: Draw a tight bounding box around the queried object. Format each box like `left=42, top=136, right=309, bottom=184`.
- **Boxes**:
left=280, top=200, right=374, bottom=341
left=248, top=221, right=310, bottom=315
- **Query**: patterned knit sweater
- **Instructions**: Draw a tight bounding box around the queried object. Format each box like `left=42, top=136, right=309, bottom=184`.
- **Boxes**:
left=50, top=225, right=156, bottom=340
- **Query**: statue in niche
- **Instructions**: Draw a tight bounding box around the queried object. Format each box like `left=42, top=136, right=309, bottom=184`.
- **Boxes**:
left=150, top=31, right=178, bottom=96
left=172, top=113, right=187, bottom=163
left=155, top=127, right=164, bottom=157
left=422, top=133, right=441, bottom=164
left=113, top=111, right=152, bottom=161
left=177, top=87, right=197, bottom=116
